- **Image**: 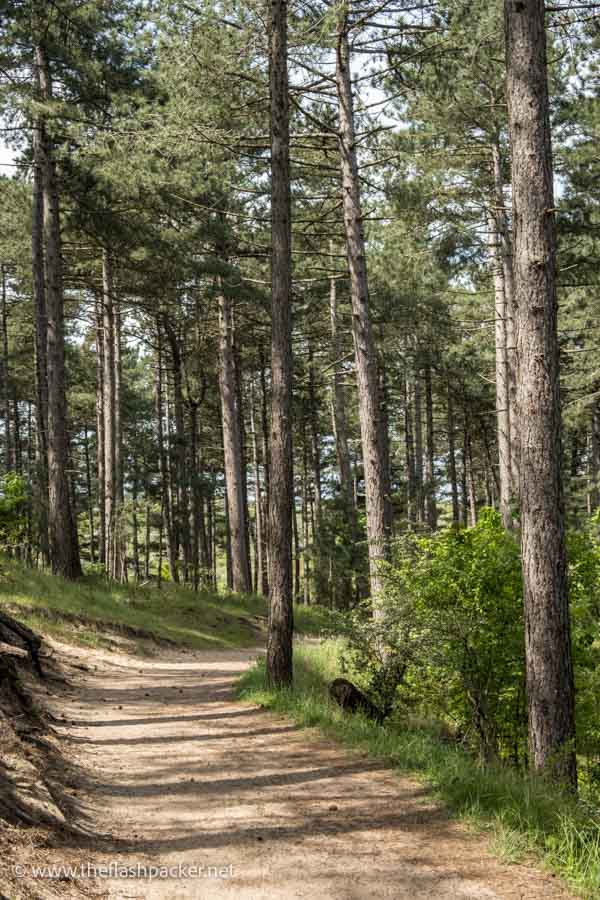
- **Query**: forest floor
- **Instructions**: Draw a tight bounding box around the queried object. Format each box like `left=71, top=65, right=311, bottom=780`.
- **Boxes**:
left=1, top=639, right=575, bottom=900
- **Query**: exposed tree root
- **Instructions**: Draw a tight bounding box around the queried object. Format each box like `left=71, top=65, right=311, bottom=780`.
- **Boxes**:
left=0, top=612, right=44, bottom=678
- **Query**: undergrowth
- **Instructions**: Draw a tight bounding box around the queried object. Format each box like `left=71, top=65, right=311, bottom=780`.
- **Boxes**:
left=238, top=640, right=600, bottom=899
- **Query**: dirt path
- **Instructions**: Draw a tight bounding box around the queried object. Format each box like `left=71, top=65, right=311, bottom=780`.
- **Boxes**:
left=33, top=644, right=572, bottom=899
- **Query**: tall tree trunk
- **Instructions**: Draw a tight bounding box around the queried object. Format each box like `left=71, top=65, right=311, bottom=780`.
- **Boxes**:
left=250, top=381, right=269, bottom=596
left=1, top=265, right=12, bottom=472
left=424, top=364, right=438, bottom=530
left=487, top=207, right=513, bottom=529
left=114, top=300, right=126, bottom=582
left=266, top=0, right=294, bottom=687
left=405, top=373, right=417, bottom=526
left=447, top=387, right=460, bottom=525
left=308, top=344, right=324, bottom=595
left=165, top=322, right=192, bottom=583
left=102, top=249, right=117, bottom=579
left=293, top=462, right=301, bottom=602
left=95, top=297, right=106, bottom=565
left=302, top=435, right=311, bottom=605
left=308, top=346, right=322, bottom=521
left=378, top=353, right=393, bottom=533
left=465, top=425, right=478, bottom=527
left=336, top=19, right=389, bottom=595
left=589, top=403, right=600, bottom=512
left=492, top=140, right=520, bottom=495
left=413, top=361, right=425, bottom=524
left=329, top=266, right=353, bottom=504
left=144, top=499, right=151, bottom=580
left=208, top=487, right=217, bottom=588
left=260, top=344, right=271, bottom=586
left=132, top=475, right=140, bottom=581
left=155, top=321, right=178, bottom=583
left=189, top=399, right=203, bottom=590
left=329, top=260, right=356, bottom=605
left=505, top=0, right=576, bottom=788
left=157, top=499, right=164, bottom=589
left=36, top=44, right=81, bottom=579
left=31, top=132, right=50, bottom=565
left=217, top=286, right=251, bottom=593
left=83, top=423, right=95, bottom=563
left=224, top=489, right=233, bottom=590
left=197, top=446, right=211, bottom=583
left=164, top=369, right=179, bottom=573
left=460, top=424, right=469, bottom=527
left=234, top=340, right=253, bottom=590
left=12, top=390, right=21, bottom=475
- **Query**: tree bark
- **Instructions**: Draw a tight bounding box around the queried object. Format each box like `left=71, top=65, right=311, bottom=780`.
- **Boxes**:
left=155, top=321, right=178, bottom=583
left=234, top=340, right=253, bottom=590
left=266, top=0, right=294, bottom=687
left=188, top=399, right=205, bottom=590
left=1, top=265, right=12, bottom=472
left=329, top=266, right=353, bottom=503
left=114, top=300, right=126, bottom=581
left=505, top=0, right=576, bottom=788
left=94, top=298, right=106, bottom=565
left=465, top=425, right=478, bottom=527
left=132, top=475, right=140, bottom=581
left=424, top=364, right=438, bottom=530
left=217, top=286, right=251, bottom=593
left=36, top=43, right=81, bottom=578
left=250, top=381, right=269, bottom=596
left=336, top=19, right=389, bottom=595
left=31, top=127, right=50, bottom=565
left=83, top=423, right=95, bottom=563
left=487, top=207, right=513, bottom=529
left=144, top=500, right=151, bottom=580
left=405, top=372, right=417, bottom=526
left=308, top=344, right=325, bottom=595
left=165, top=322, right=192, bottom=583
left=413, top=361, right=425, bottom=524
left=447, top=387, right=460, bottom=525
left=102, top=249, right=117, bottom=579
left=329, top=261, right=356, bottom=605
left=492, top=140, right=520, bottom=495
left=259, top=344, right=271, bottom=585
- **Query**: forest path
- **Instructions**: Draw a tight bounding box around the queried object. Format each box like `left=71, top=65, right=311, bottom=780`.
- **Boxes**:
left=42, top=643, right=571, bottom=900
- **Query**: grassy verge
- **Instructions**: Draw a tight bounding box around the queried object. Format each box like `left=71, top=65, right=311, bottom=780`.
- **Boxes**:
left=0, top=560, right=265, bottom=651
left=0, top=558, right=335, bottom=654
left=238, top=640, right=600, bottom=899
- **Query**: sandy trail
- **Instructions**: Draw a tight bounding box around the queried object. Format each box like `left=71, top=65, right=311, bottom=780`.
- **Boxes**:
left=37, top=644, right=571, bottom=900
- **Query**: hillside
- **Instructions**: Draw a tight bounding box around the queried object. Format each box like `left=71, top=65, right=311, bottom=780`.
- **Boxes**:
left=0, top=561, right=268, bottom=654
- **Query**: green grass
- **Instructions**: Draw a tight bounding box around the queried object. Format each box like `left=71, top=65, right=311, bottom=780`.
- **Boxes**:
left=0, top=558, right=338, bottom=655
left=0, top=558, right=269, bottom=652
left=238, top=640, right=600, bottom=899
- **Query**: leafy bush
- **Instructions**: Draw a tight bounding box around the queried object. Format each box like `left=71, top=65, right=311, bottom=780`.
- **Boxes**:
left=0, top=473, right=28, bottom=553
left=337, top=509, right=600, bottom=779
left=339, top=510, right=525, bottom=761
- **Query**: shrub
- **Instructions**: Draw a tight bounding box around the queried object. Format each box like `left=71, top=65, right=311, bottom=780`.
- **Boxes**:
left=338, top=509, right=600, bottom=777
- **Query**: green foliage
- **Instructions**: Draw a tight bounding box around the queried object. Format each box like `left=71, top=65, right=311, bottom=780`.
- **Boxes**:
left=567, top=529, right=600, bottom=797
left=334, top=511, right=600, bottom=779
left=239, top=640, right=600, bottom=899
left=0, top=473, right=28, bottom=551
left=339, top=511, right=525, bottom=761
